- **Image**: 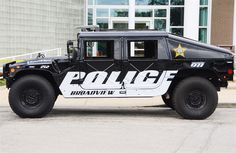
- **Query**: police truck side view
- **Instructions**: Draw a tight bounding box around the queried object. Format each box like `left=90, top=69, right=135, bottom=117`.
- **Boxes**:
left=3, top=29, right=234, bottom=119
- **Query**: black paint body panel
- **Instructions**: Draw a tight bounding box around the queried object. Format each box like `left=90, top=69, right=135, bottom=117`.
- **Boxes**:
left=3, top=31, right=234, bottom=90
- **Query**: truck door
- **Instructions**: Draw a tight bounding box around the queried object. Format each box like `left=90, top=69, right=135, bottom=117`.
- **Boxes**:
left=121, top=37, right=175, bottom=96
left=79, top=38, right=123, bottom=90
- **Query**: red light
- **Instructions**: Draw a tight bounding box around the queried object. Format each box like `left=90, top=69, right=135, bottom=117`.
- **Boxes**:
left=227, top=69, right=233, bottom=75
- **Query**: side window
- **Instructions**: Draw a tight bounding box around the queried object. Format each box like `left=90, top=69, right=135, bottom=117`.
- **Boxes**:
left=127, top=40, right=157, bottom=58
left=84, top=40, right=114, bottom=59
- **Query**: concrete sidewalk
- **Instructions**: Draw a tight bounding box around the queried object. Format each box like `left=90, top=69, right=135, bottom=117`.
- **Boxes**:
left=1, top=80, right=236, bottom=107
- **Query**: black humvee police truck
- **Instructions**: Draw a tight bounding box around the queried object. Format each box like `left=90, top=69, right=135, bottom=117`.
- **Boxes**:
left=3, top=30, right=234, bottom=119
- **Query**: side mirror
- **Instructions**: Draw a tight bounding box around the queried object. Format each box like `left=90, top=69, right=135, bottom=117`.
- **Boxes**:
left=67, top=40, right=74, bottom=58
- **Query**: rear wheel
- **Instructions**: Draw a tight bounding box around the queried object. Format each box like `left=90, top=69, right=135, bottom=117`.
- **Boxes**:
left=9, top=75, right=56, bottom=118
left=173, top=77, right=218, bottom=120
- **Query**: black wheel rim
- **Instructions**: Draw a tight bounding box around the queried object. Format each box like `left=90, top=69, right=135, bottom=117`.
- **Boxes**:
left=185, top=90, right=206, bottom=109
left=20, top=88, right=41, bottom=108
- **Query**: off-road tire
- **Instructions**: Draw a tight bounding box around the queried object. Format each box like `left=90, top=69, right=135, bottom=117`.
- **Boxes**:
left=9, top=75, right=56, bottom=118
left=173, top=77, right=218, bottom=120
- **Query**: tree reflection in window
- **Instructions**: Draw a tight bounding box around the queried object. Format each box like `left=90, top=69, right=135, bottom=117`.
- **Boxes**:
left=136, top=0, right=169, bottom=5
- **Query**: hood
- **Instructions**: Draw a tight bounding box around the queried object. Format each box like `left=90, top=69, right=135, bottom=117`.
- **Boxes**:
left=9, top=56, right=67, bottom=67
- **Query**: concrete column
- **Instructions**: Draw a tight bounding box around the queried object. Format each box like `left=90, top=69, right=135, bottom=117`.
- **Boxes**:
left=184, top=0, right=200, bottom=41
left=129, top=0, right=135, bottom=29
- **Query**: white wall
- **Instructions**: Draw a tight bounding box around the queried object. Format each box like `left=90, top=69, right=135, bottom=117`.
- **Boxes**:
left=184, top=0, right=200, bottom=41
left=0, top=0, right=85, bottom=57
left=129, top=0, right=135, bottom=29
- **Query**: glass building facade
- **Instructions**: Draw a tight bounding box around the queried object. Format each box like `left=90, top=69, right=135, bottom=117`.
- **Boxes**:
left=87, top=0, right=185, bottom=36
left=0, top=0, right=213, bottom=58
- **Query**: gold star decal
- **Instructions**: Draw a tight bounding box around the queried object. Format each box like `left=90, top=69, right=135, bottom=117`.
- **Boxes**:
left=173, top=44, right=186, bottom=58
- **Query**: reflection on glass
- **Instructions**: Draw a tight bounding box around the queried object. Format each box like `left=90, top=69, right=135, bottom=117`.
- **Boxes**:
left=96, top=9, right=109, bottom=17
left=199, top=28, right=207, bottom=43
left=154, top=19, right=166, bottom=31
left=113, top=23, right=128, bottom=30
left=170, top=7, right=184, bottom=26
left=88, top=0, right=93, bottom=5
left=134, top=41, right=145, bottom=57
left=85, top=41, right=114, bottom=58
left=135, top=9, right=153, bottom=17
left=96, top=0, right=129, bottom=5
left=170, top=28, right=183, bottom=36
left=88, top=8, right=93, bottom=25
left=171, top=0, right=184, bottom=5
left=97, top=42, right=109, bottom=57
left=199, top=7, right=208, bottom=26
left=111, top=9, right=129, bottom=17
left=154, top=9, right=166, bottom=17
left=135, top=0, right=169, bottom=5
left=200, top=0, right=208, bottom=5
left=129, top=41, right=145, bottom=57
left=128, top=40, right=157, bottom=58
left=96, top=18, right=108, bottom=29
left=135, top=23, right=150, bottom=29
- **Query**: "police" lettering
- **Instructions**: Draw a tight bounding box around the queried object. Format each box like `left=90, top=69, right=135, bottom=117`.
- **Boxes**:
left=63, top=70, right=162, bottom=90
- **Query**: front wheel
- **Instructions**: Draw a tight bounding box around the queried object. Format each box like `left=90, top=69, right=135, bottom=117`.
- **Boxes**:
left=173, top=77, right=218, bottom=120
left=9, top=75, right=56, bottom=118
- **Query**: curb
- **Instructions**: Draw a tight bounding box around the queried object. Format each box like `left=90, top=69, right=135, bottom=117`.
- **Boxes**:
left=148, top=104, right=236, bottom=108
left=217, top=103, right=236, bottom=108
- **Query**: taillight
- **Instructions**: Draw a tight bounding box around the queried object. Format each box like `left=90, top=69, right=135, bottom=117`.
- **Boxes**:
left=227, top=69, right=233, bottom=75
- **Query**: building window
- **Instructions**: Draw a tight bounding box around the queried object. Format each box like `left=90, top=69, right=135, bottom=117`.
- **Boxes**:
left=88, top=0, right=93, bottom=5
left=199, top=0, right=208, bottom=43
left=170, top=7, right=184, bottom=26
left=96, top=9, right=109, bottom=17
left=170, top=2, right=184, bottom=36
left=200, top=0, right=208, bottom=5
left=199, top=7, right=208, bottom=26
left=135, top=9, right=153, bottom=17
left=155, top=19, right=166, bottom=31
left=111, top=9, right=129, bottom=17
left=154, top=9, right=167, bottom=17
left=96, top=18, right=109, bottom=29
left=199, top=28, right=207, bottom=43
left=170, top=0, right=184, bottom=5
left=88, top=8, right=93, bottom=25
left=135, top=0, right=169, bottom=5
left=154, top=9, right=167, bottom=32
left=170, top=28, right=183, bottom=36
left=113, top=22, right=129, bottom=30
left=95, top=0, right=129, bottom=5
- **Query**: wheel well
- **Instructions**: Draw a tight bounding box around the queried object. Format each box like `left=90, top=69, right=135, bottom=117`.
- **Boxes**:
left=168, top=69, right=220, bottom=93
left=12, top=70, right=61, bottom=95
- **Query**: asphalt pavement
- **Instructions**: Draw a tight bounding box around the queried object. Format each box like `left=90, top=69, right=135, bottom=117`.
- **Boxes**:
left=0, top=106, right=236, bottom=153
left=1, top=81, right=236, bottom=153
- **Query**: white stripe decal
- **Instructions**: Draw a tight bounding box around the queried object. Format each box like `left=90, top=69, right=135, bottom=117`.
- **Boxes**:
left=59, top=70, right=178, bottom=98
